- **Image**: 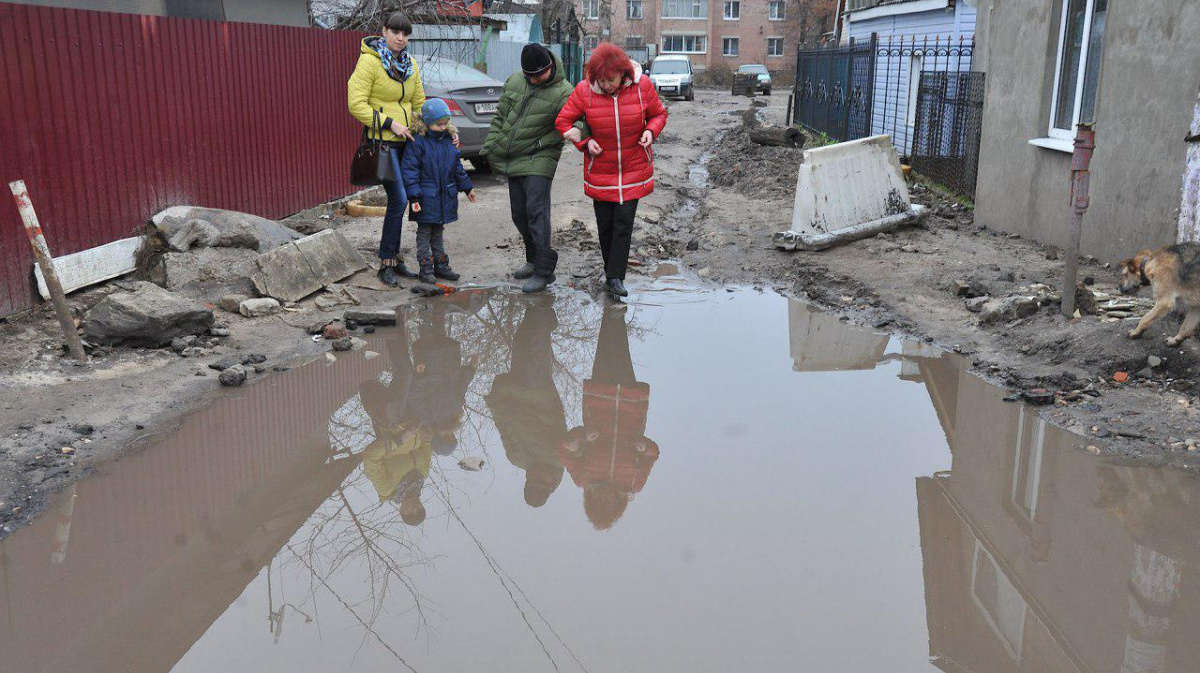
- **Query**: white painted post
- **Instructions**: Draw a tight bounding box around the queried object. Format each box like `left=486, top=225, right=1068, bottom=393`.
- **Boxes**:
left=1179, top=87, right=1200, bottom=242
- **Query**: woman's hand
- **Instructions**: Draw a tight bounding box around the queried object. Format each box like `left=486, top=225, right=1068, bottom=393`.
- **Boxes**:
left=467, top=190, right=478, bottom=203
left=390, top=121, right=414, bottom=140
left=563, top=127, right=582, bottom=143
left=411, top=202, right=422, bottom=213
left=586, top=139, right=603, bottom=156
left=639, top=130, right=654, bottom=147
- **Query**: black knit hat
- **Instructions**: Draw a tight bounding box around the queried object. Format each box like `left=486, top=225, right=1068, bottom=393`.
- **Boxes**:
left=521, top=43, right=553, bottom=74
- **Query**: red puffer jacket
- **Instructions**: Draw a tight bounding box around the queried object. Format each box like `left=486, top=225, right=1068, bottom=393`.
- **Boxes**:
left=555, top=64, right=669, bottom=204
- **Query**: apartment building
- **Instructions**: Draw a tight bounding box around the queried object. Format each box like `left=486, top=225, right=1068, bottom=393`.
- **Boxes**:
left=578, top=0, right=835, bottom=71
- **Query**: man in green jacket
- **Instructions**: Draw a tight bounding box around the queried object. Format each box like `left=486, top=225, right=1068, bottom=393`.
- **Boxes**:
left=481, top=44, right=578, bottom=293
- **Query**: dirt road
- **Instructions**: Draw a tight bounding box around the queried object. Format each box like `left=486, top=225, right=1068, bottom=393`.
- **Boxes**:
left=0, top=88, right=1196, bottom=534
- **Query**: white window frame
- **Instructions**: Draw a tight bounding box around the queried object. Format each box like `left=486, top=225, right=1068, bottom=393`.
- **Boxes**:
left=1046, top=0, right=1104, bottom=142
left=766, top=36, right=784, bottom=57
left=723, top=0, right=740, bottom=19
left=627, top=0, right=643, bottom=19
left=662, top=0, right=707, bottom=19
left=583, top=0, right=600, bottom=19
left=662, top=33, right=707, bottom=54
left=906, top=54, right=924, bottom=127
left=626, top=35, right=645, bottom=49
left=583, top=35, right=601, bottom=50
left=722, top=36, right=739, bottom=56
left=768, top=0, right=785, bottom=20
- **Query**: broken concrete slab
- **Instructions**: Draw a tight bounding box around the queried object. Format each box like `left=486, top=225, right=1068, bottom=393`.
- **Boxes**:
left=344, top=308, right=398, bottom=326
left=151, top=206, right=303, bottom=252
left=34, top=236, right=141, bottom=300
left=159, top=217, right=222, bottom=252
left=979, top=296, right=1040, bottom=325
left=84, top=282, right=214, bottom=347
left=154, top=248, right=258, bottom=292
left=218, top=294, right=249, bottom=313
left=239, top=298, right=281, bottom=318
left=250, top=230, right=366, bottom=303
left=775, top=135, right=926, bottom=252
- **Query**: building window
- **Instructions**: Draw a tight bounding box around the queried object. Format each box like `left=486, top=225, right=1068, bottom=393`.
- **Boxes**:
left=662, top=0, right=707, bottom=19
left=662, top=34, right=707, bottom=54
left=723, top=0, right=740, bottom=19
left=583, top=36, right=601, bottom=50
left=627, top=0, right=643, bottom=19
left=1049, top=0, right=1107, bottom=138
left=722, top=37, right=739, bottom=56
left=626, top=35, right=645, bottom=49
left=583, top=0, right=600, bottom=20
left=767, top=37, right=784, bottom=57
left=768, top=0, right=784, bottom=20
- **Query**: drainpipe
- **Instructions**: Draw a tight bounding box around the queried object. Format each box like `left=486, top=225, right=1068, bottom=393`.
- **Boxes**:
left=1062, top=123, right=1095, bottom=318
left=1179, top=86, right=1200, bottom=243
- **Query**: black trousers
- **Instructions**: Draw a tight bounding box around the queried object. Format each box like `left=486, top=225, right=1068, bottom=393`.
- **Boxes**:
left=593, top=198, right=639, bottom=281
left=508, top=175, right=558, bottom=277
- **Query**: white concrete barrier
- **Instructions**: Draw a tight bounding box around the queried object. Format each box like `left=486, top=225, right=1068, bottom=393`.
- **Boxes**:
left=774, top=134, right=925, bottom=251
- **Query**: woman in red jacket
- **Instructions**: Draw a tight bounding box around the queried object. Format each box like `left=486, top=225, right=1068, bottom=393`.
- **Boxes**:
left=556, top=43, right=668, bottom=298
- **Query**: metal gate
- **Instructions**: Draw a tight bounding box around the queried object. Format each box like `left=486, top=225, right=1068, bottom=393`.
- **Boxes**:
left=911, top=71, right=987, bottom=199
left=791, top=36, right=875, bottom=142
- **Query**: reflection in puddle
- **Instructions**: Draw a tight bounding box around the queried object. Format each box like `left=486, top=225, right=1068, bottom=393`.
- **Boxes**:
left=1, top=290, right=1199, bottom=673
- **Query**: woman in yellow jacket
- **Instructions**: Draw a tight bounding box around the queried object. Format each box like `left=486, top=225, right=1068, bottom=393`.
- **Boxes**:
left=347, top=12, right=426, bottom=286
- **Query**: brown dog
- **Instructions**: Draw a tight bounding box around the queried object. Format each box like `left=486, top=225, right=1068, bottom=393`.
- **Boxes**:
left=1119, top=242, right=1200, bottom=346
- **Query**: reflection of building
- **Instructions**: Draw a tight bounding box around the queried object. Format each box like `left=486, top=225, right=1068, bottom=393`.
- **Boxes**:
left=0, top=344, right=392, bottom=673
left=909, top=352, right=1200, bottom=673
left=787, top=300, right=889, bottom=372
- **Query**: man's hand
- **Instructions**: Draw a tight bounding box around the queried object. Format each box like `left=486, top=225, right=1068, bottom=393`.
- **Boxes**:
left=411, top=202, right=422, bottom=213
left=586, top=139, right=603, bottom=156
left=639, top=130, right=654, bottom=147
left=390, top=121, right=414, bottom=140
left=563, top=127, right=582, bottom=143
left=467, top=190, right=478, bottom=203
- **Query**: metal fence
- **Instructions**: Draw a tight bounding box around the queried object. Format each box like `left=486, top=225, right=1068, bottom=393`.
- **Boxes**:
left=911, top=71, right=986, bottom=199
left=791, top=37, right=876, bottom=142
left=872, top=34, right=974, bottom=157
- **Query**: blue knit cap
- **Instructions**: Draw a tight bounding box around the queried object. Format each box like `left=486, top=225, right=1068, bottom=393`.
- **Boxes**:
left=422, top=98, right=452, bottom=126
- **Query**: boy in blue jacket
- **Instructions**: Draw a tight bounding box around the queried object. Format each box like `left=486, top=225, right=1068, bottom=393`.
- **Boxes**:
left=402, top=98, right=478, bottom=284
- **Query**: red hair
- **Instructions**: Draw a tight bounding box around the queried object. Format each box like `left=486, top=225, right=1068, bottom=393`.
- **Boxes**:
left=585, top=43, right=635, bottom=84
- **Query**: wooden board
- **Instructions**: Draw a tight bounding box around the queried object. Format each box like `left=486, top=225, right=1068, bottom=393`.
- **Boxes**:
left=34, top=236, right=142, bottom=300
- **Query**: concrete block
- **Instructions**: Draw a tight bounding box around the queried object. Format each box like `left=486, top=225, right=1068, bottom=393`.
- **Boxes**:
left=776, top=135, right=926, bottom=251
left=250, top=230, right=366, bottom=303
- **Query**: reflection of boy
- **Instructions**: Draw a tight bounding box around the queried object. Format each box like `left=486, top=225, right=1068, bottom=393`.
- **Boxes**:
left=486, top=297, right=567, bottom=507
left=560, top=307, right=659, bottom=530
left=409, top=305, right=476, bottom=457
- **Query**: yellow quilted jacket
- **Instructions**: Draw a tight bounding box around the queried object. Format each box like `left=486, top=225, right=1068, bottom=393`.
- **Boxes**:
left=347, top=37, right=425, bottom=143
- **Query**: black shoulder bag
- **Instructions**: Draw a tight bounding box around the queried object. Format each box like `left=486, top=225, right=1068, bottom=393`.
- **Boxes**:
left=350, top=110, right=397, bottom=186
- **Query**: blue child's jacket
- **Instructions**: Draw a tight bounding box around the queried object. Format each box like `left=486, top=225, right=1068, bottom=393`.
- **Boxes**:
left=401, top=128, right=474, bottom=225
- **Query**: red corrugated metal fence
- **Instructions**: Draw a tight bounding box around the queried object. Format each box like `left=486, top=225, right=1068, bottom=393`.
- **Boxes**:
left=0, top=5, right=367, bottom=317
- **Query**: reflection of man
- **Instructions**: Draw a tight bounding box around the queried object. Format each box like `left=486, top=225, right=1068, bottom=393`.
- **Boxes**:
left=360, top=311, right=433, bottom=526
left=560, top=306, right=659, bottom=530
left=486, top=295, right=567, bottom=508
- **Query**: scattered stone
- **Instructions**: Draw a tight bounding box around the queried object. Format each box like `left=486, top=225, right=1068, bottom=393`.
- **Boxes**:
left=324, top=353, right=337, bottom=364
left=1148, top=355, right=1164, bottom=368
left=344, top=319, right=358, bottom=330
left=1022, top=389, right=1055, bottom=405
left=84, top=283, right=214, bottom=347
left=208, top=327, right=231, bottom=337
left=331, top=337, right=353, bottom=352
left=71, top=424, right=94, bottom=436
left=218, top=294, right=250, bottom=313
left=965, top=296, right=990, bottom=313
left=1086, top=445, right=1101, bottom=455
left=242, top=353, right=267, bottom=365
left=1073, top=284, right=1100, bottom=315
left=1136, top=367, right=1154, bottom=379
left=1083, top=276, right=1095, bottom=285
left=159, top=217, right=221, bottom=252
left=697, top=267, right=712, bottom=278
left=901, top=244, right=919, bottom=253
left=307, top=320, right=333, bottom=335
left=363, top=325, right=376, bottom=334
left=344, top=308, right=398, bottom=326
left=209, top=355, right=242, bottom=371
left=323, top=322, right=349, bottom=340
left=979, top=296, right=1039, bottom=324
left=363, top=351, right=379, bottom=360
left=458, top=456, right=485, bottom=471
left=686, top=238, right=700, bottom=251
left=1045, top=246, right=1060, bottom=261
left=998, top=271, right=1016, bottom=282
left=218, top=365, right=247, bottom=387
left=60, top=446, right=75, bottom=455
left=1080, top=402, right=1102, bottom=413
left=239, top=298, right=281, bottom=318
left=252, top=364, right=268, bottom=374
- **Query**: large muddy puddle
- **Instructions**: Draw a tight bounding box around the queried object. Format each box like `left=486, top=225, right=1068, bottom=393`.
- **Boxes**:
left=3, top=279, right=1200, bottom=673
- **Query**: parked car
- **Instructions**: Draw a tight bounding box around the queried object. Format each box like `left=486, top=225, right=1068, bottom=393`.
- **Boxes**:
left=648, top=55, right=695, bottom=101
left=417, top=56, right=505, bottom=170
left=737, top=64, right=772, bottom=95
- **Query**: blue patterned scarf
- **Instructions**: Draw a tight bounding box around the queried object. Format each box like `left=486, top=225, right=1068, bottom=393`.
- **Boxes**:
left=370, top=37, right=413, bottom=83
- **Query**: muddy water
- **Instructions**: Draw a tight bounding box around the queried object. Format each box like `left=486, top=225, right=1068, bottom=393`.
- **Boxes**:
left=3, top=281, right=1200, bottom=673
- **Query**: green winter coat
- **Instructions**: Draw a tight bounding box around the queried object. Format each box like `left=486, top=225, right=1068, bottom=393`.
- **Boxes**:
left=481, top=53, right=580, bottom=179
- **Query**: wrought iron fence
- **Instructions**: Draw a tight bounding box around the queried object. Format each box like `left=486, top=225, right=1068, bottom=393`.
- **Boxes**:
left=873, top=34, right=974, bottom=157
left=911, top=71, right=987, bottom=199
left=791, top=36, right=876, bottom=142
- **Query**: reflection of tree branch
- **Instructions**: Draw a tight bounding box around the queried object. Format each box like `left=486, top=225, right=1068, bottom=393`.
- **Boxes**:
left=286, top=543, right=423, bottom=673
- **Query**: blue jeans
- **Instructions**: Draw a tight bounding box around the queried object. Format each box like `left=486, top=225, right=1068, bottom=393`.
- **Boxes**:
left=379, top=143, right=408, bottom=261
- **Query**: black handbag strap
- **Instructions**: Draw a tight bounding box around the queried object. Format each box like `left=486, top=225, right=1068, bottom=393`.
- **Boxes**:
left=363, top=109, right=384, bottom=147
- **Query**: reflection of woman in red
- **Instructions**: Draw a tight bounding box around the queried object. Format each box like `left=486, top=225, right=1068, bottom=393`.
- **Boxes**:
left=560, top=306, right=658, bottom=530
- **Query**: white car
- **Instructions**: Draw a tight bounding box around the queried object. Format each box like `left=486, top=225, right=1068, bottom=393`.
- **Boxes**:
left=649, top=55, right=695, bottom=101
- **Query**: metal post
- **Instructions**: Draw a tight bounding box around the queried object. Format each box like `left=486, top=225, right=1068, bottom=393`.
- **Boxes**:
left=8, top=180, right=88, bottom=361
left=1062, top=123, right=1095, bottom=317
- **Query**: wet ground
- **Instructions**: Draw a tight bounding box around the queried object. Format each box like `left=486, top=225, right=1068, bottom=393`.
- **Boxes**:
left=4, top=273, right=1199, bottom=673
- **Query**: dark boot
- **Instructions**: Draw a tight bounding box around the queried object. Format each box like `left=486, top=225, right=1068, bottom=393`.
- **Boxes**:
left=378, top=264, right=401, bottom=287
left=395, top=259, right=419, bottom=279
left=606, top=278, right=628, bottom=297
left=418, top=255, right=436, bottom=285
left=513, top=262, right=536, bottom=280
left=434, top=254, right=460, bottom=281
left=521, top=274, right=556, bottom=294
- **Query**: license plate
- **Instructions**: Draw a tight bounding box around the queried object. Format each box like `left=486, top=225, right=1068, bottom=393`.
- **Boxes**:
left=660, top=86, right=676, bottom=92
left=474, top=102, right=498, bottom=114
